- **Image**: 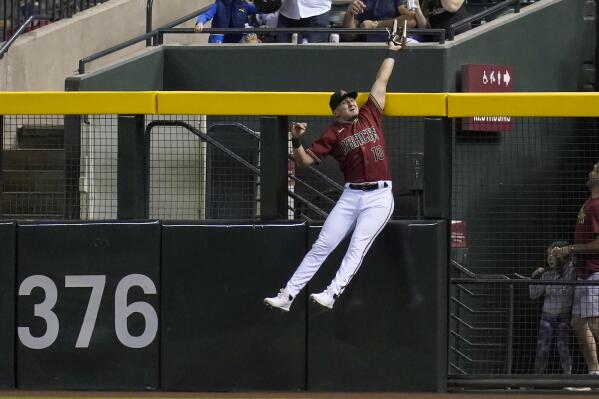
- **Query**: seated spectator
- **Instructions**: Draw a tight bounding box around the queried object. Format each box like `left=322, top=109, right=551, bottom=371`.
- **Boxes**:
left=342, top=0, right=418, bottom=42
left=195, top=0, right=258, bottom=43
left=276, top=0, right=331, bottom=43
left=420, top=0, right=471, bottom=37
left=529, top=241, right=575, bottom=375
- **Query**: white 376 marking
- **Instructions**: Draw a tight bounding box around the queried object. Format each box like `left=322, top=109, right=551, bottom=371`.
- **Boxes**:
left=18, top=274, right=158, bottom=350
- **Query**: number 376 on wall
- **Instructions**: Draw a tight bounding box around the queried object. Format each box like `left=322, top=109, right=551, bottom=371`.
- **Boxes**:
left=18, top=274, right=158, bottom=350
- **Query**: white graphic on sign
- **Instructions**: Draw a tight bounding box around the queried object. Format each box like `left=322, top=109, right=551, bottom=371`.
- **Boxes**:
left=482, top=70, right=488, bottom=85
left=504, top=70, right=511, bottom=86
left=490, top=71, right=496, bottom=84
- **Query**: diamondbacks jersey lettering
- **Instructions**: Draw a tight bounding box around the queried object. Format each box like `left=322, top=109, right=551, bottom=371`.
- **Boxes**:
left=306, top=96, right=391, bottom=183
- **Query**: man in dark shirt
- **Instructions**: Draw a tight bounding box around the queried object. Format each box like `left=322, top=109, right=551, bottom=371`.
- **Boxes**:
left=264, top=37, right=407, bottom=312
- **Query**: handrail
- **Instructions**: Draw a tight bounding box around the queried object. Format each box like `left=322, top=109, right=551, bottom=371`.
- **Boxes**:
left=78, top=6, right=210, bottom=74
left=288, top=174, right=336, bottom=206
left=450, top=259, right=510, bottom=280
left=146, top=0, right=155, bottom=46
left=453, top=278, right=599, bottom=285
left=206, top=123, right=340, bottom=207
left=448, top=0, right=520, bottom=40
left=450, top=330, right=505, bottom=347
left=155, top=27, right=447, bottom=45
left=0, top=14, right=52, bottom=59
left=145, top=120, right=259, bottom=174
left=450, top=297, right=505, bottom=314
left=208, top=123, right=342, bottom=196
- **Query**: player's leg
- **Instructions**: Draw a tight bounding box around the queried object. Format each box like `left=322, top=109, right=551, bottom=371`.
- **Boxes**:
left=312, top=186, right=394, bottom=308
left=285, top=190, right=360, bottom=296
left=264, top=190, right=359, bottom=311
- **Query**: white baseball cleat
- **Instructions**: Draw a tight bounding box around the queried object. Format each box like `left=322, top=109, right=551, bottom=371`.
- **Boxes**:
left=310, top=287, right=337, bottom=310
left=264, top=288, right=294, bottom=312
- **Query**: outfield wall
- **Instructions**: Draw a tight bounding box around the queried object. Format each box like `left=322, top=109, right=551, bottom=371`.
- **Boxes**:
left=0, top=219, right=446, bottom=391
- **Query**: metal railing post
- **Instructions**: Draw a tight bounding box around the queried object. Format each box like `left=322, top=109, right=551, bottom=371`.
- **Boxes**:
left=506, top=283, right=514, bottom=374
left=0, top=115, right=3, bottom=217
left=259, top=116, right=288, bottom=220
left=146, top=0, right=154, bottom=46
left=118, top=115, right=148, bottom=219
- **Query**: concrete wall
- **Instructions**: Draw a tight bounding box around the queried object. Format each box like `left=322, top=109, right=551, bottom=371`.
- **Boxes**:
left=0, top=0, right=211, bottom=91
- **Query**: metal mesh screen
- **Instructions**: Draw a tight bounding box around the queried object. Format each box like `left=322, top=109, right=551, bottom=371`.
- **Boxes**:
left=147, top=115, right=262, bottom=220
left=1, top=115, right=67, bottom=219
left=450, top=117, right=599, bottom=378
left=81, top=115, right=118, bottom=220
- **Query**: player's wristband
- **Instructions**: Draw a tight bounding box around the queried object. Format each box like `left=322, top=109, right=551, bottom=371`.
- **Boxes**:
left=291, top=138, right=302, bottom=148
left=386, top=50, right=398, bottom=60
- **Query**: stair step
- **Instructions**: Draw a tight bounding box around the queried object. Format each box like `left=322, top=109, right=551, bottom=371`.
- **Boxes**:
left=2, top=192, right=65, bottom=215
left=3, top=149, right=65, bottom=170
left=17, top=125, right=64, bottom=149
left=2, top=170, right=64, bottom=192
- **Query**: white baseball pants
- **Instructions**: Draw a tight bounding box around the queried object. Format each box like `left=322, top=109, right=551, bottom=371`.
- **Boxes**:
left=285, top=181, right=394, bottom=298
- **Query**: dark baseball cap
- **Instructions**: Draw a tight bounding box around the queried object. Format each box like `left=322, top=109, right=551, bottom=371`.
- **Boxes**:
left=329, top=90, right=358, bottom=111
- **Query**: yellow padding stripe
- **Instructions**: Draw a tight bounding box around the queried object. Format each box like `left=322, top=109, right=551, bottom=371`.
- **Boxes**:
left=157, top=92, right=448, bottom=116
left=3, top=92, right=599, bottom=117
left=158, top=92, right=334, bottom=116
left=0, top=92, right=157, bottom=115
left=448, top=93, right=599, bottom=117
left=385, top=93, right=447, bottom=116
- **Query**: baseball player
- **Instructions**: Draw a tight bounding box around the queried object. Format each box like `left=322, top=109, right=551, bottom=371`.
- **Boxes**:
left=264, top=26, right=407, bottom=312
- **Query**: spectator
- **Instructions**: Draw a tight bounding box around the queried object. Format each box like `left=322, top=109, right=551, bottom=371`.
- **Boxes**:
left=276, top=0, right=331, bottom=43
left=195, top=0, right=258, bottom=43
left=342, top=0, right=418, bottom=42
left=420, top=0, right=471, bottom=37
left=553, top=162, right=599, bottom=375
left=529, top=241, right=575, bottom=375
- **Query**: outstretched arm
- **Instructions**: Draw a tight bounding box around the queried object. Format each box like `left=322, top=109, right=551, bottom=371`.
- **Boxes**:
left=369, top=37, right=407, bottom=109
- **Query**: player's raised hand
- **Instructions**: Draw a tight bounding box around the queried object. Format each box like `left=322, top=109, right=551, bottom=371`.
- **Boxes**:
left=291, top=122, right=307, bottom=138
left=387, top=19, right=408, bottom=51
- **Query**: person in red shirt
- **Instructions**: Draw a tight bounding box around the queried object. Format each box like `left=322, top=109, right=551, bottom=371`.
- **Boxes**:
left=264, top=37, right=406, bottom=312
left=553, top=162, right=599, bottom=374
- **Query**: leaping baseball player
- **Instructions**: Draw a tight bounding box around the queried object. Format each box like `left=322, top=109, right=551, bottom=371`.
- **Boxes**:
left=264, top=22, right=407, bottom=311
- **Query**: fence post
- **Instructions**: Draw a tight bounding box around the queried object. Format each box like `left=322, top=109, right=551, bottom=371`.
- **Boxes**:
left=423, top=116, right=452, bottom=219
left=0, top=115, right=3, bottom=217
left=259, top=116, right=288, bottom=220
left=117, top=115, right=148, bottom=219
left=64, top=115, right=81, bottom=219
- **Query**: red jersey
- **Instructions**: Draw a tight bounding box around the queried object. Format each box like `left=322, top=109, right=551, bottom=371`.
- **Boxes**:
left=305, top=95, right=391, bottom=183
left=575, top=197, right=599, bottom=279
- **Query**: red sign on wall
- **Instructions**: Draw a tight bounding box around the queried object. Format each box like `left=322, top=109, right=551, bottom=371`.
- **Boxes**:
left=461, top=64, right=513, bottom=131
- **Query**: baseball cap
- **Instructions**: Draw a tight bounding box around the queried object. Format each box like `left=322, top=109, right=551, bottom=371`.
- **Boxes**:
left=329, top=90, right=358, bottom=111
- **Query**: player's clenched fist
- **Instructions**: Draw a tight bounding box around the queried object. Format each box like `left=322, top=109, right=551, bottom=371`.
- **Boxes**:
left=291, top=122, right=307, bottom=138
